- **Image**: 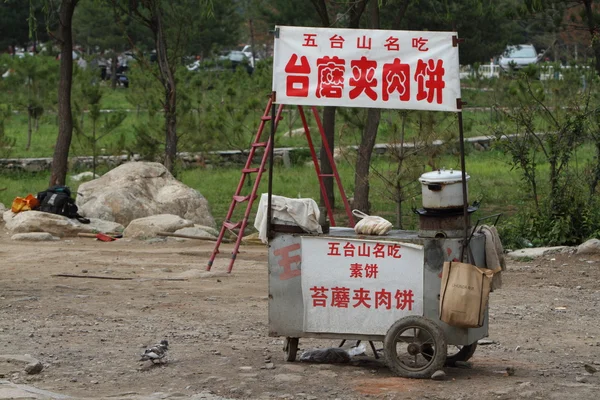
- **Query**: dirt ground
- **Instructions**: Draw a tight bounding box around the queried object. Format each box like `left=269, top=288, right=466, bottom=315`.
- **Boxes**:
left=1, top=230, right=599, bottom=400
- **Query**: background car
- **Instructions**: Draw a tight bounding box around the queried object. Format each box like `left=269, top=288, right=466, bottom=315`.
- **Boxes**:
left=498, top=44, right=542, bottom=70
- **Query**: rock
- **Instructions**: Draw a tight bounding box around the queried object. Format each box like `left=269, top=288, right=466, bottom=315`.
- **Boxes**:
left=11, top=232, right=59, bottom=242
left=576, top=376, right=589, bottom=383
left=431, top=370, right=446, bottom=380
left=5, top=211, right=120, bottom=238
left=3, top=210, right=15, bottom=223
left=0, top=202, right=6, bottom=214
left=87, top=218, right=124, bottom=234
left=124, top=214, right=195, bottom=238
left=76, top=162, right=215, bottom=227
left=70, top=171, right=100, bottom=182
left=506, top=246, right=567, bottom=259
left=584, top=364, right=597, bottom=374
left=0, top=354, right=41, bottom=375
left=478, top=339, right=495, bottom=345
left=264, top=362, right=275, bottom=370
left=173, top=226, right=216, bottom=239
left=577, top=239, right=600, bottom=255
left=24, top=361, right=43, bottom=374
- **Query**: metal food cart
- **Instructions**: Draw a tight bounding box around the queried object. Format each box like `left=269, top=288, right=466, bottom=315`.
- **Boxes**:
left=263, top=26, right=494, bottom=378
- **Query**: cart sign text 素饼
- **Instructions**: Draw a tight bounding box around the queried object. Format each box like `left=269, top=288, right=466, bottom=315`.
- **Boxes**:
left=273, top=26, right=461, bottom=112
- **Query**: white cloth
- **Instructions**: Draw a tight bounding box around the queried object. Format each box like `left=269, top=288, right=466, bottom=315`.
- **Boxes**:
left=254, top=194, right=322, bottom=243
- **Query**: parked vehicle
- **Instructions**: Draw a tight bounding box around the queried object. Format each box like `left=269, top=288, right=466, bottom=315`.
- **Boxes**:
left=498, top=44, right=542, bottom=71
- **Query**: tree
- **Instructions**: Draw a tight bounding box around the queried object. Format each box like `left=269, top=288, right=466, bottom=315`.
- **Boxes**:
left=34, top=0, right=80, bottom=186
left=73, top=0, right=130, bottom=89
left=309, top=0, right=368, bottom=212
left=525, top=1, right=600, bottom=76
left=1, top=0, right=49, bottom=53
left=5, top=55, right=57, bottom=150
left=73, top=67, right=126, bottom=176
left=109, top=0, right=214, bottom=173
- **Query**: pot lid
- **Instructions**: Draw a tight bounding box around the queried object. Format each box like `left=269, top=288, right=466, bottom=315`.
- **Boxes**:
left=418, top=168, right=470, bottom=184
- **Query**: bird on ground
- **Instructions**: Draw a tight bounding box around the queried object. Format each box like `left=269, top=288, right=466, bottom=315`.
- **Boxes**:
left=140, top=340, right=169, bottom=364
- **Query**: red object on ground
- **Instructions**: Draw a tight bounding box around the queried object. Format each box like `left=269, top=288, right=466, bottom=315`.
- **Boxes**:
left=96, top=233, right=116, bottom=242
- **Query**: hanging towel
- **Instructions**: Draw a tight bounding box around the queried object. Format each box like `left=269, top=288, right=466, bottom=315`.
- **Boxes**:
left=479, top=224, right=506, bottom=291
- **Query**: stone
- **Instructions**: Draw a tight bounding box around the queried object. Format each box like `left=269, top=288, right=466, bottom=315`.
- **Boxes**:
left=577, top=239, right=600, bottom=255
left=24, top=361, right=43, bottom=375
left=5, top=211, right=121, bottom=238
left=11, top=232, right=59, bottom=242
left=87, top=218, right=125, bottom=234
left=173, top=226, right=217, bottom=239
left=431, top=370, right=446, bottom=380
left=76, top=162, right=215, bottom=227
left=70, top=171, right=100, bottom=182
left=0, top=354, right=41, bottom=375
left=575, top=376, right=589, bottom=383
left=0, top=202, right=6, bottom=214
left=124, top=214, right=195, bottom=238
left=478, top=339, right=495, bottom=345
left=3, top=210, right=15, bottom=223
left=584, top=364, right=597, bottom=374
left=264, top=362, right=275, bottom=370
left=506, top=246, right=567, bottom=259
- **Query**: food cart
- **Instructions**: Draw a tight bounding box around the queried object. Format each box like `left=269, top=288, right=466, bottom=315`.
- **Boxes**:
left=265, top=26, right=494, bottom=378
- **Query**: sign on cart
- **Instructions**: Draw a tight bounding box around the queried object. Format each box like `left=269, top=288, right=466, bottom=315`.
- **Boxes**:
left=301, top=237, right=424, bottom=335
left=273, top=25, right=461, bottom=112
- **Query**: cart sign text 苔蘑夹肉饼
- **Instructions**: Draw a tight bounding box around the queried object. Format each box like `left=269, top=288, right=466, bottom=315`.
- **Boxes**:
left=272, top=26, right=461, bottom=112
left=301, top=237, right=424, bottom=335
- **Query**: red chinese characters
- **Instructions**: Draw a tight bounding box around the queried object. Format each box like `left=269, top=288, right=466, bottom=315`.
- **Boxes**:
left=327, top=242, right=341, bottom=256
left=307, top=286, right=414, bottom=310
left=273, top=243, right=302, bottom=280
left=316, top=56, right=345, bottom=99
left=310, top=286, right=328, bottom=307
left=349, top=56, right=378, bottom=100
left=303, top=33, right=317, bottom=47
left=382, top=58, right=410, bottom=102
left=415, top=59, right=445, bottom=104
left=285, top=54, right=311, bottom=98
left=384, top=36, right=400, bottom=51
left=329, top=34, right=345, bottom=49
left=412, top=37, right=429, bottom=51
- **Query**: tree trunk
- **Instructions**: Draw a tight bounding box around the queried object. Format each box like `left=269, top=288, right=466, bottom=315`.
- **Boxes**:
left=153, top=6, right=177, bottom=173
left=26, top=110, right=32, bottom=151
left=353, top=108, right=381, bottom=213
left=583, top=0, right=600, bottom=77
left=111, top=54, right=118, bottom=89
left=352, top=0, right=381, bottom=213
left=49, top=0, right=78, bottom=187
left=319, top=106, right=336, bottom=208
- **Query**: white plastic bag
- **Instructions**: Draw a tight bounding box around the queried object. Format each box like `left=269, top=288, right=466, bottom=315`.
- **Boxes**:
left=352, top=210, right=393, bottom=236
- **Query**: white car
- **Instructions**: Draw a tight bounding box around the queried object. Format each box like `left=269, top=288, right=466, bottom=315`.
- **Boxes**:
left=498, top=44, right=542, bottom=71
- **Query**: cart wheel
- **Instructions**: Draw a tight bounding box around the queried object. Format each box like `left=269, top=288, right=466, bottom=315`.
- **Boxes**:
left=422, top=343, right=477, bottom=367
left=384, top=316, right=447, bottom=379
left=283, top=337, right=299, bottom=362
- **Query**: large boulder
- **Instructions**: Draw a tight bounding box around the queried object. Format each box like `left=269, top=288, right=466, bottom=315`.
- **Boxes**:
left=124, top=214, right=195, bottom=238
left=5, top=211, right=124, bottom=237
left=76, top=162, right=215, bottom=227
left=577, top=238, right=600, bottom=255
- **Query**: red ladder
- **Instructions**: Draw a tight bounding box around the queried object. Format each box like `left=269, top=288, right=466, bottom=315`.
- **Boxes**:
left=207, top=99, right=355, bottom=273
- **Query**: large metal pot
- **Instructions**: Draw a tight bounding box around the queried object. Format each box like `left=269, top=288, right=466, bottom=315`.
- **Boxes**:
left=418, top=169, right=469, bottom=210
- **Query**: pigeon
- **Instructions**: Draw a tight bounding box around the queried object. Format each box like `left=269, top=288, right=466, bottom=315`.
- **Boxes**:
left=140, top=340, right=169, bottom=364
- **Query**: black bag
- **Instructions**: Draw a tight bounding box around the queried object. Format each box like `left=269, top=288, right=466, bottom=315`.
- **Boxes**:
left=37, top=186, right=90, bottom=224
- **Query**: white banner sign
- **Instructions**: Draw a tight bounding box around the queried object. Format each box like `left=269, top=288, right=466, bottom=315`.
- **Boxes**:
left=301, top=237, right=423, bottom=335
left=273, top=25, right=461, bottom=112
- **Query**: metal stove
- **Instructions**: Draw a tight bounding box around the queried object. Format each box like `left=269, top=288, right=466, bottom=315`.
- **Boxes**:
left=416, top=205, right=478, bottom=238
